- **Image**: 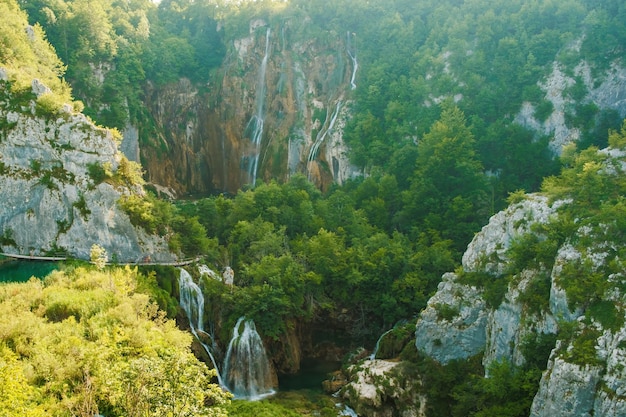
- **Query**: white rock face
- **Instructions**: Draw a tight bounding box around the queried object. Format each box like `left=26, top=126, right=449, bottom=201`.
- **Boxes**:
left=529, top=356, right=602, bottom=417
left=415, top=272, right=489, bottom=363
left=0, top=81, right=174, bottom=262
left=342, top=359, right=426, bottom=417
left=463, top=195, right=554, bottom=275
left=416, top=195, right=559, bottom=366
left=515, top=60, right=626, bottom=154
left=412, top=145, right=626, bottom=415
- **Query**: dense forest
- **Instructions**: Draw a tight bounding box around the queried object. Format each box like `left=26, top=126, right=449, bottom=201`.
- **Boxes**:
left=2, top=0, right=626, bottom=415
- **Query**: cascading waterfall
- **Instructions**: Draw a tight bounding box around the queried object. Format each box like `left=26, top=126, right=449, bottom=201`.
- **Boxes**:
left=346, top=31, right=358, bottom=90
left=245, top=28, right=271, bottom=186
left=369, top=327, right=394, bottom=360
left=307, top=100, right=342, bottom=179
left=222, top=316, right=275, bottom=399
left=369, top=320, right=408, bottom=360
left=178, top=269, right=224, bottom=386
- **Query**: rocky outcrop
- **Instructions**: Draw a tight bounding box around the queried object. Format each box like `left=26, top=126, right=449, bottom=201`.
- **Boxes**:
left=515, top=59, right=626, bottom=154
left=415, top=195, right=558, bottom=366
left=135, top=18, right=360, bottom=196
left=410, top=144, right=626, bottom=415
left=341, top=359, right=426, bottom=417
left=0, top=75, right=174, bottom=262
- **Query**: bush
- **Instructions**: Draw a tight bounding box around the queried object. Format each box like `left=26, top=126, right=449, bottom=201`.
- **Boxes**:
left=35, top=92, right=66, bottom=116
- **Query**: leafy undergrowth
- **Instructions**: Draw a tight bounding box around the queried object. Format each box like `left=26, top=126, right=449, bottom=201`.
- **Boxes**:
left=226, top=391, right=340, bottom=417
left=0, top=265, right=230, bottom=416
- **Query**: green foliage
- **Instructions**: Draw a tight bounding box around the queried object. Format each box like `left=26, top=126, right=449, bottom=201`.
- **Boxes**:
left=87, top=162, right=112, bottom=185
left=399, top=104, right=490, bottom=254
left=0, top=267, right=231, bottom=415
left=0, top=0, right=72, bottom=103
left=587, top=300, right=624, bottom=332
left=460, top=270, right=508, bottom=309
left=114, top=157, right=145, bottom=188
left=564, top=326, right=603, bottom=366
left=119, top=194, right=159, bottom=233
left=73, top=194, right=91, bottom=219
left=226, top=391, right=338, bottom=417
left=516, top=271, right=551, bottom=313
left=119, top=192, right=211, bottom=257
left=35, top=91, right=68, bottom=116
left=534, top=99, right=554, bottom=122
left=608, top=120, right=626, bottom=149
left=0, top=229, right=16, bottom=247
left=0, top=345, right=47, bottom=416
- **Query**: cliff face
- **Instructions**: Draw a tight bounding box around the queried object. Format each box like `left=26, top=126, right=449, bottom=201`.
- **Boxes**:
left=516, top=59, right=626, bottom=153
left=343, top=144, right=626, bottom=416
left=411, top=151, right=626, bottom=415
left=0, top=71, right=174, bottom=262
left=137, top=19, right=360, bottom=196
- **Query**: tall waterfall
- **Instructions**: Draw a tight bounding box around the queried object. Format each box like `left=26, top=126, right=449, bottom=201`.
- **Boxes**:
left=346, top=31, right=358, bottom=90
left=246, top=28, right=271, bottom=186
left=178, top=269, right=224, bottom=386
left=222, top=316, right=275, bottom=399
left=307, top=100, right=342, bottom=181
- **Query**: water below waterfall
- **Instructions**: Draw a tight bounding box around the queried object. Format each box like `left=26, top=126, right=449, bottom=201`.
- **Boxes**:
left=223, top=316, right=275, bottom=399
left=178, top=268, right=224, bottom=386
left=0, top=259, right=59, bottom=283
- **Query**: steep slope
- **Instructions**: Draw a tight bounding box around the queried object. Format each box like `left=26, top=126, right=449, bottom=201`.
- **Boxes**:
left=0, top=4, right=174, bottom=262
left=140, top=17, right=359, bottom=194
left=413, top=133, right=626, bottom=415
left=341, top=124, right=626, bottom=416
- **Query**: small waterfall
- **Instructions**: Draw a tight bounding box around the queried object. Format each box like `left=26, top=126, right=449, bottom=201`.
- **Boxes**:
left=346, top=31, right=358, bottom=90
left=246, top=28, right=271, bottom=186
left=178, top=269, right=224, bottom=386
left=369, top=320, right=408, bottom=360
left=337, top=403, right=359, bottom=417
left=222, top=316, right=275, bottom=399
left=369, top=328, right=394, bottom=360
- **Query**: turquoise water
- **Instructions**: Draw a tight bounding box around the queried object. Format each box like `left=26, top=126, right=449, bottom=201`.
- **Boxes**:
left=278, top=359, right=341, bottom=392
left=0, top=258, right=59, bottom=283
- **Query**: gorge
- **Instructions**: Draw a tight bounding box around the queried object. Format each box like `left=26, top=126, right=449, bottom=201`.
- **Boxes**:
left=2, top=0, right=626, bottom=416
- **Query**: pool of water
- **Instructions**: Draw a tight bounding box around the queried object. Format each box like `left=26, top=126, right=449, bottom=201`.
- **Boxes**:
left=278, top=358, right=341, bottom=392
left=0, top=258, right=59, bottom=283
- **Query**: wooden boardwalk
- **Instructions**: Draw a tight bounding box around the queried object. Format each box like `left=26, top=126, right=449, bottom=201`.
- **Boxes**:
left=0, top=253, right=67, bottom=261
left=0, top=253, right=201, bottom=267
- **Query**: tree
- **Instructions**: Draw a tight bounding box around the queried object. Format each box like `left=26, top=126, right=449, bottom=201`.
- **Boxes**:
left=400, top=103, right=489, bottom=253
left=90, top=244, right=108, bottom=269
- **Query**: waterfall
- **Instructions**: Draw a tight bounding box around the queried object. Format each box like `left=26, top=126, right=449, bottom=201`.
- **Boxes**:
left=369, top=320, right=408, bottom=360
left=246, top=28, right=271, bottom=186
left=307, top=100, right=342, bottom=178
left=222, top=316, right=275, bottom=399
left=346, top=31, right=358, bottom=90
left=337, top=404, right=359, bottom=417
left=178, top=269, right=224, bottom=386
left=369, top=328, right=394, bottom=360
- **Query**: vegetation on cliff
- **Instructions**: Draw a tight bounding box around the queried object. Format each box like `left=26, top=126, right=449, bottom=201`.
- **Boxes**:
left=2, top=0, right=626, bottom=415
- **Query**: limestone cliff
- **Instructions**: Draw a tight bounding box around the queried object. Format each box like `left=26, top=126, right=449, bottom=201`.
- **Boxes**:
left=515, top=58, right=626, bottom=153
left=410, top=146, right=626, bottom=415
left=137, top=19, right=360, bottom=196
left=344, top=143, right=626, bottom=415
left=0, top=71, right=175, bottom=263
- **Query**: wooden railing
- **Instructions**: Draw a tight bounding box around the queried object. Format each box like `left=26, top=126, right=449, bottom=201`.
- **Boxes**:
left=0, top=253, right=201, bottom=267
